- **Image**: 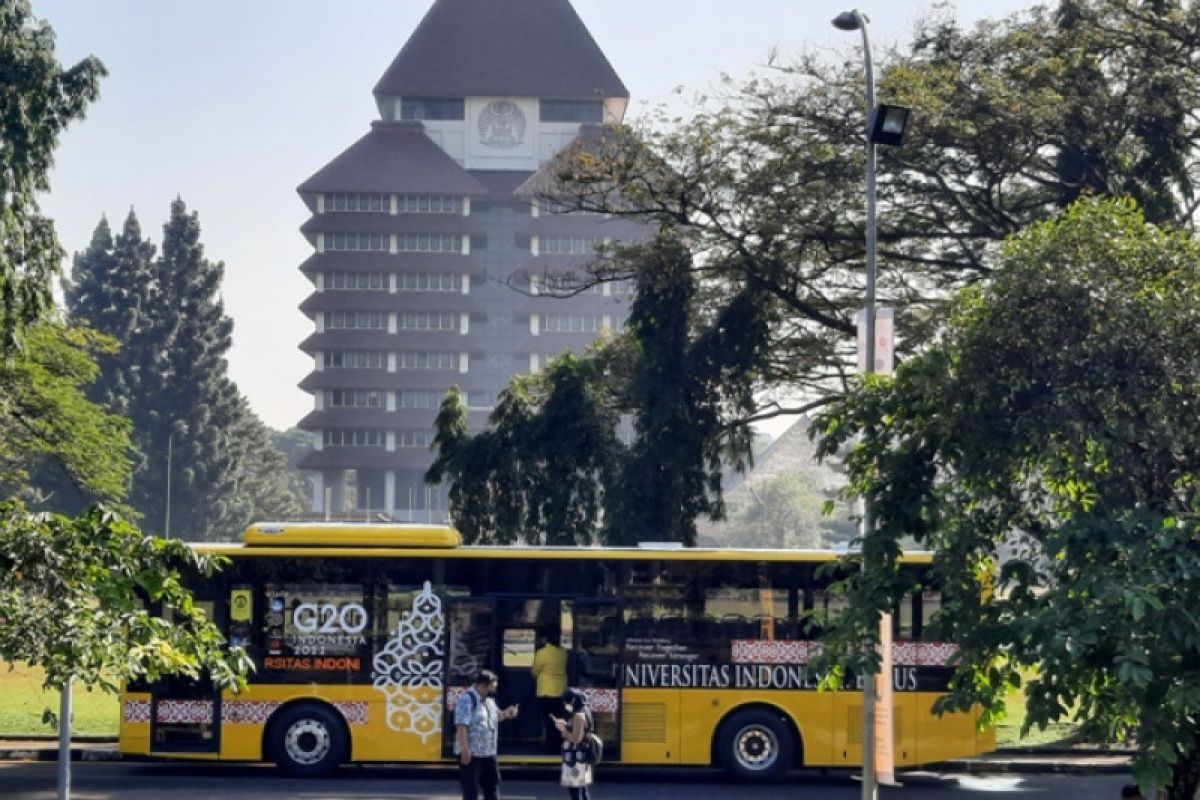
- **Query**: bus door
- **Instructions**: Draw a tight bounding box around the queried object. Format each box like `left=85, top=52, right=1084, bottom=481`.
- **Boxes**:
left=495, top=596, right=561, bottom=753
left=572, top=600, right=622, bottom=761
left=149, top=598, right=221, bottom=753
left=442, top=597, right=496, bottom=758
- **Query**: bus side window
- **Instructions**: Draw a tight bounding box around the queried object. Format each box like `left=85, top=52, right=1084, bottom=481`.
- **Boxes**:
left=897, top=592, right=916, bottom=641
left=918, top=590, right=943, bottom=640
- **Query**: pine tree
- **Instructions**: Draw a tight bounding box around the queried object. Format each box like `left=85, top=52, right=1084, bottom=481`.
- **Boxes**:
left=66, top=201, right=300, bottom=539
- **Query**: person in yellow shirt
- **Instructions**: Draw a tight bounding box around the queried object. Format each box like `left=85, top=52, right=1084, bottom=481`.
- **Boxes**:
left=532, top=629, right=568, bottom=753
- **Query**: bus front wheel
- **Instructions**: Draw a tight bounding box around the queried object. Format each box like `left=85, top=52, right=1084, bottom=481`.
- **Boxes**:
left=718, top=708, right=795, bottom=781
left=267, top=703, right=347, bottom=776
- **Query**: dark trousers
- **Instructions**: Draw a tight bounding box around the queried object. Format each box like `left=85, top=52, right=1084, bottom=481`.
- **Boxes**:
left=539, top=696, right=561, bottom=752
left=459, top=755, right=500, bottom=800
left=568, top=788, right=591, bottom=800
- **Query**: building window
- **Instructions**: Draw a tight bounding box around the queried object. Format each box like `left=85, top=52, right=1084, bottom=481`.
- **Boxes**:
left=541, top=236, right=598, bottom=255
left=322, top=428, right=386, bottom=447
left=397, top=429, right=435, bottom=448
left=398, top=312, right=457, bottom=331
left=401, top=97, right=465, bottom=121
left=609, top=279, right=636, bottom=296
left=398, top=272, right=462, bottom=292
left=326, top=311, right=387, bottom=330
left=325, top=232, right=387, bottom=251
left=399, top=195, right=463, bottom=214
left=326, top=272, right=386, bottom=290
left=398, top=233, right=462, bottom=253
left=542, top=314, right=608, bottom=334
left=399, top=389, right=446, bottom=409
left=399, top=351, right=456, bottom=370
left=326, top=193, right=386, bottom=212
left=540, top=100, right=604, bottom=123
left=326, top=350, right=385, bottom=369
left=326, top=389, right=385, bottom=408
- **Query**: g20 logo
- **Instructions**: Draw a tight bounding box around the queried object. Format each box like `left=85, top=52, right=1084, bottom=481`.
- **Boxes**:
left=293, top=601, right=368, bottom=634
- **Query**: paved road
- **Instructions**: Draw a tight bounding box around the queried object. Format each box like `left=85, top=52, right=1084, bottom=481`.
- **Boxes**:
left=0, top=761, right=1135, bottom=799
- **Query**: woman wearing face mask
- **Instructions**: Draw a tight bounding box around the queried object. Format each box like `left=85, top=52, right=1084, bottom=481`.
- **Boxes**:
left=552, top=687, right=594, bottom=800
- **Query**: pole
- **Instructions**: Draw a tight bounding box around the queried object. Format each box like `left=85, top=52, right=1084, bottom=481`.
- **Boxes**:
left=855, top=12, right=879, bottom=800
left=57, top=679, right=72, bottom=800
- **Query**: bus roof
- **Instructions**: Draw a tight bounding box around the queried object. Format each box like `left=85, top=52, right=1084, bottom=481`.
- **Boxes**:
left=220, top=523, right=934, bottom=564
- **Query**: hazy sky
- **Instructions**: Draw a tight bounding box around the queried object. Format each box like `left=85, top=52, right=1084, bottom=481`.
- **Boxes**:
left=35, top=0, right=1035, bottom=431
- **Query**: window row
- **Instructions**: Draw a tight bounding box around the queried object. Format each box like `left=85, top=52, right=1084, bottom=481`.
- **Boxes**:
left=326, top=311, right=387, bottom=330
left=323, top=193, right=465, bottom=214
left=322, top=350, right=458, bottom=371
left=541, top=236, right=599, bottom=255
left=397, top=97, right=602, bottom=124
left=326, top=193, right=387, bottom=212
left=321, top=428, right=436, bottom=448
left=322, top=389, right=451, bottom=409
left=399, top=312, right=457, bottom=331
left=323, top=233, right=463, bottom=253
left=326, top=272, right=386, bottom=290
left=326, top=389, right=385, bottom=408
left=399, top=194, right=463, bottom=214
left=323, top=272, right=463, bottom=292
left=543, top=314, right=621, bottom=334
left=326, top=232, right=387, bottom=252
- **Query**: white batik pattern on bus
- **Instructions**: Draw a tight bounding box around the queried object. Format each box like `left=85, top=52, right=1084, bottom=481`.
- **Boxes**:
left=372, top=580, right=445, bottom=742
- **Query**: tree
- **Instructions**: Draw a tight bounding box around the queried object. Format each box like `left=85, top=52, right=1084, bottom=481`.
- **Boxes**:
left=0, top=324, right=132, bottom=509
left=66, top=210, right=157, bottom=419
left=0, top=0, right=104, bottom=353
left=66, top=204, right=301, bottom=539
left=544, top=1, right=1200, bottom=426
left=429, top=231, right=772, bottom=545
left=0, top=501, right=250, bottom=698
left=721, top=473, right=827, bottom=550
left=814, top=198, right=1200, bottom=799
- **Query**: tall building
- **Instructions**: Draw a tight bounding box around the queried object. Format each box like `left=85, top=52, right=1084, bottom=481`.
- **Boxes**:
left=296, top=0, right=636, bottom=520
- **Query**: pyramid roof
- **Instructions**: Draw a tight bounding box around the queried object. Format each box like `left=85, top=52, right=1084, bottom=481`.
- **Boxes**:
left=298, top=122, right=489, bottom=196
left=374, top=0, right=628, bottom=101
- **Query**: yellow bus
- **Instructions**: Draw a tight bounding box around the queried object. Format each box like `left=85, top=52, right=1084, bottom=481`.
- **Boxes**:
left=119, top=522, right=994, bottom=779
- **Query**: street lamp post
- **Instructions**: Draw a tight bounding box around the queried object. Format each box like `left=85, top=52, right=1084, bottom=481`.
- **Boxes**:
left=832, top=10, right=910, bottom=800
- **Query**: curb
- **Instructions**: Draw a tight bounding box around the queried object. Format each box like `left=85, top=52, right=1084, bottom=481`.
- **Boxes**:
left=0, top=745, right=1133, bottom=776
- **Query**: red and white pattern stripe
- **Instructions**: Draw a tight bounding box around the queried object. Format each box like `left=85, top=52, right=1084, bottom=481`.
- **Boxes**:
left=731, top=640, right=958, bottom=667
left=892, top=642, right=958, bottom=666
left=731, top=639, right=821, bottom=665
left=156, top=700, right=214, bottom=725
left=333, top=701, right=369, bottom=726
left=122, top=700, right=151, bottom=724
left=223, top=701, right=282, bottom=725
left=581, top=688, right=618, bottom=714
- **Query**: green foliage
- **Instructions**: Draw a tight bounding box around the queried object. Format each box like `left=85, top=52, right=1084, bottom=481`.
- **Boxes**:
left=428, top=359, right=622, bottom=545
left=723, top=473, right=827, bottom=550
left=547, top=1, right=1200, bottom=428
left=813, top=197, right=1200, bottom=799
left=0, top=324, right=132, bottom=507
left=0, top=502, right=250, bottom=694
left=0, top=0, right=104, bottom=352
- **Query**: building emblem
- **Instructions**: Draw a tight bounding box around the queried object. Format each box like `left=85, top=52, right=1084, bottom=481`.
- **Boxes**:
left=478, top=100, right=526, bottom=149
left=372, top=581, right=445, bottom=742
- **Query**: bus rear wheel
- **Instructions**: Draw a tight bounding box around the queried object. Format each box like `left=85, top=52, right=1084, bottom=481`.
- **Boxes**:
left=268, top=703, right=347, bottom=776
left=718, top=708, right=795, bottom=782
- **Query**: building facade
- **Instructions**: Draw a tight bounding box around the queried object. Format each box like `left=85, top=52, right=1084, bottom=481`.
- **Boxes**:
left=297, top=0, right=636, bottom=520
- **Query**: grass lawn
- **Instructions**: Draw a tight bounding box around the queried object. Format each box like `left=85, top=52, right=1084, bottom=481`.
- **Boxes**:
left=996, top=676, right=1080, bottom=748
left=0, top=663, right=119, bottom=738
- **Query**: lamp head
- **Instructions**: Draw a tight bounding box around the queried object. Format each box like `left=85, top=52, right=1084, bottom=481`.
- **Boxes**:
left=832, top=10, right=865, bottom=31
left=868, top=104, right=911, bottom=147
